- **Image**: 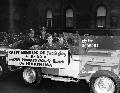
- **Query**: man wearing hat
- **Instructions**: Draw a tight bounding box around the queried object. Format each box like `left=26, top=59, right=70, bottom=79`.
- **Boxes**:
left=21, top=28, right=39, bottom=49
left=39, top=26, right=48, bottom=46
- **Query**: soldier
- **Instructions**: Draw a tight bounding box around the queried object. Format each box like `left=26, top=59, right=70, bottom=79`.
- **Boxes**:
left=41, top=34, right=58, bottom=50
left=57, top=34, right=71, bottom=64
left=22, top=28, right=39, bottom=49
left=39, top=26, right=47, bottom=46
left=53, top=32, right=59, bottom=43
left=57, top=34, right=69, bottom=50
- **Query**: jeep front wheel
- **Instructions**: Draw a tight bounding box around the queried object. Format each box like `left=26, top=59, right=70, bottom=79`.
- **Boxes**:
left=22, top=67, right=42, bottom=87
left=90, top=70, right=120, bottom=93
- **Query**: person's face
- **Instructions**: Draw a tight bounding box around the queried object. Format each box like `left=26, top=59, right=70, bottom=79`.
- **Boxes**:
left=54, top=33, right=57, bottom=37
left=59, top=37, right=64, bottom=44
left=29, top=30, right=35, bottom=38
left=41, top=30, right=46, bottom=35
left=47, top=36, right=53, bottom=44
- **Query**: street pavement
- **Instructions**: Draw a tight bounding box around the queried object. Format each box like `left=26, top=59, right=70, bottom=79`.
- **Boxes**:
left=0, top=71, right=90, bottom=93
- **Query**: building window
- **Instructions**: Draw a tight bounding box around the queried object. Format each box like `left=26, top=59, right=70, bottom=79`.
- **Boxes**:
left=66, top=9, right=74, bottom=27
left=46, top=10, right=52, bottom=27
left=96, top=6, right=106, bottom=28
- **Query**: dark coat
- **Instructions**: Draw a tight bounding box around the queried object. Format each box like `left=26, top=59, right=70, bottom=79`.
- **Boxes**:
left=19, top=36, right=39, bottom=50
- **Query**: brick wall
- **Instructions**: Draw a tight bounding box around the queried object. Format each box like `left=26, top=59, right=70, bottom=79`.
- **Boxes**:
left=2, top=0, right=120, bottom=34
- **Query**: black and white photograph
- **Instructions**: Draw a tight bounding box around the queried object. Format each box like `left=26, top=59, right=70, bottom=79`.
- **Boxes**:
left=0, top=0, right=120, bottom=93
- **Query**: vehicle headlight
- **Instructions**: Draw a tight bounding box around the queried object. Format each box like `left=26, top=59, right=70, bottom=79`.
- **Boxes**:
left=0, top=49, right=6, bottom=52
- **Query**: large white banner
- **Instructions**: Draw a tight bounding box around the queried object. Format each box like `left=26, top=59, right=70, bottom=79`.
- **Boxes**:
left=8, top=50, right=68, bottom=68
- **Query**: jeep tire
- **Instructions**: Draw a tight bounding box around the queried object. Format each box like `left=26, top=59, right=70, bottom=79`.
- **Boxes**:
left=89, top=70, right=120, bottom=93
left=22, top=67, right=42, bottom=87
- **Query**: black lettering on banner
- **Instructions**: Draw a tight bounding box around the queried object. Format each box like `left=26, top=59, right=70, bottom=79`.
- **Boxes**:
left=41, top=62, right=52, bottom=67
left=48, top=63, right=52, bottom=67
left=58, top=51, right=66, bottom=57
left=22, top=58, right=32, bottom=62
left=34, top=62, right=42, bottom=66
left=45, top=63, right=51, bottom=67
left=38, top=59, right=49, bottom=62
left=9, top=58, right=20, bottom=61
left=26, top=62, right=30, bottom=65
left=9, top=51, right=20, bottom=54
left=25, top=62, right=52, bottom=67
left=25, top=55, right=28, bottom=57
left=31, top=55, right=34, bottom=58
left=37, top=55, right=39, bottom=58
left=21, top=51, right=31, bottom=54
left=19, top=62, right=24, bottom=65
left=16, top=51, right=20, bottom=54
left=9, top=59, right=13, bottom=61
left=36, top=63, right=42, bottom=66
left=31, top=62, right=33, bottom=65
left=47, top=59, right=51, bottom=63
left=39, top=55, right=42, bottom=58
left=14, top=58, right=20, bottom=61
left=31, top=51, right=38, bottom=54
left=21, top=50, right=38, bottom=54
left=47, top=51, right=57, bottom=56
left=33, top=59, right=37, bottom=62
left=9, top=51, right=13, bottom=54
left=53, top=59, right=64, bottom=63
left=39, top=51, right=45, bottom=54
left=22, top=58, right=38, bottom=62
left=36, top=55, right=42, bottom=58
left=47, top=51, right=49, bottom=55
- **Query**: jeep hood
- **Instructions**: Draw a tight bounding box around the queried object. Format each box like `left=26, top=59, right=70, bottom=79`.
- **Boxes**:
left=0, top=46, right=12, bottom=55
left=86, top=49, right=117, bottom=57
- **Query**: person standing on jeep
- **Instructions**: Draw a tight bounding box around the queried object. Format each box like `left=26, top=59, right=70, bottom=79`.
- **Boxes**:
left=39, top=26, right=48, bottom=46
left=41, top=34, right=58, bottom=50
left=57, top=34, right=69, bottom=50
left=21, top=28, right=39, bottom=49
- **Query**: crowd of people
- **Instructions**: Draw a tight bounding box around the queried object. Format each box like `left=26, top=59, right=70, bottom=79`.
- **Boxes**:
left=0, top=27, right=91, bottom=54
left=0, top=26, right=98, bottom=55
left=18, top=27, right=69, bottom=50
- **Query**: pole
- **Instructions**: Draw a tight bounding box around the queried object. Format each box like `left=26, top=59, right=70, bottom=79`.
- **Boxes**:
left=9, top=0, right=15, bottom=33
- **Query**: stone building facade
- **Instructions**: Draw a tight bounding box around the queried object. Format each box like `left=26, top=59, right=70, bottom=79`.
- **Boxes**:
left=1, top=0, right=120, bottom=35
left=23, top=0, right=120, bottom=35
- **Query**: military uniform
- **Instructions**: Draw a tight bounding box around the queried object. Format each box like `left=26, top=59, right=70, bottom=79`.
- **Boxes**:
left=39, top=35, right=47, bottom=46
left=41, top=42, right=58, bottom=50
left=21, top=36, right=39, bottom=50
left=56, top=41, right=69, bottom=50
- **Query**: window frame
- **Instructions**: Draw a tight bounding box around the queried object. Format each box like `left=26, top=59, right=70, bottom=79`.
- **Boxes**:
left=66, top=8, right=74, bottom=28
left=96, top=6, right=107, bottom=28
left=46, top=9, right=53, bottom=28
